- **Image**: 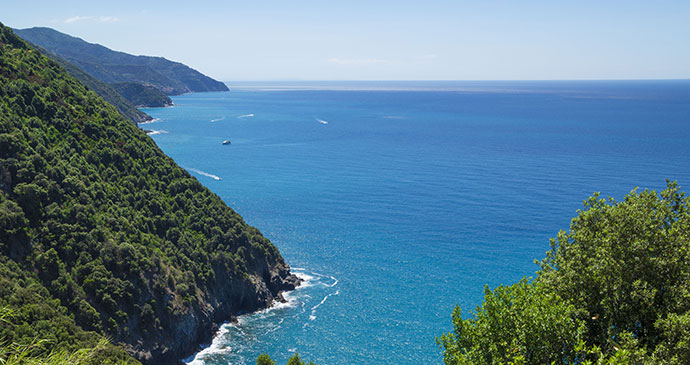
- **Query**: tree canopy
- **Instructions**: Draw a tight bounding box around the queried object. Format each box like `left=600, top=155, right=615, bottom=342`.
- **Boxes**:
left=0, top=22, right=295, bottom=364
left=440, top=181, right=690, bottom=364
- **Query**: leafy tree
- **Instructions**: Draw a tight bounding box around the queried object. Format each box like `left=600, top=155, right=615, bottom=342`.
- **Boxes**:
left=256, top=353, right=276, bottom=365
left=256, top=353, right=316, bottom=365
left=438, top=279, right=585, bottom=364
left=538, top=181, right=690, bottom=362
left=440, top=181, right=690, bottom=364
left=287, top=353, right=316, bottom=365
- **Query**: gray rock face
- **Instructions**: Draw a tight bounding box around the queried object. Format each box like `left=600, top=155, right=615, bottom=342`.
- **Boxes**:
left=126, top=255, right=300, bottom=364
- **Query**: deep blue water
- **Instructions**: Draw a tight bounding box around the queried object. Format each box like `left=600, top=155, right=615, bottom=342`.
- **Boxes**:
left=142, top=80, right=690, bottom=364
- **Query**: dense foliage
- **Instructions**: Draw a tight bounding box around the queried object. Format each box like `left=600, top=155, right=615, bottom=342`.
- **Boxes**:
left=24, top=42, right=152, bottom=123
left=14, top=27, right=229, bottom=95
left=111, top=83, right=173, bottom=108
left=256, top=353, right=316, bottom=365
left=0, top=22, right=292, bottom=363
left=439, top=181, right=690, bottom=364
left=0, top=305, right=132, bottom=365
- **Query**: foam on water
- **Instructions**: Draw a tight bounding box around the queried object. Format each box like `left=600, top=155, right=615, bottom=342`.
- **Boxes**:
left=293, top=272, right=316, bottom=288
left=309, top=289, right=339, bottom=321
left=138, top=118, right=161, bottom=125
left=184, top=268, right=339, bottom=364
left=184, top=324, right=233, bottom=365
left=144, top=81, right=690, bottom=364
left=145, top=129, right=168, bottom=135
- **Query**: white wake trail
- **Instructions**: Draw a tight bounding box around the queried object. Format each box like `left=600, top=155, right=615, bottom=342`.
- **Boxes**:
left=185, top=167, right=221, bottom=181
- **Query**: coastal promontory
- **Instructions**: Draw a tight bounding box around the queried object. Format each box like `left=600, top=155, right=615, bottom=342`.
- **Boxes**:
left=0, top=23, right=297, bottom=364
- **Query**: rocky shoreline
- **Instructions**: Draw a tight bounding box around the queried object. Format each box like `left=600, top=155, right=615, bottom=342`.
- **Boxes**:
left=129, top=259, right=301, bottom=364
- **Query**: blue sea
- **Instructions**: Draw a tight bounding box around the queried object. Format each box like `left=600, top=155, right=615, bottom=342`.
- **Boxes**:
left=142, top=80, right=690, bottom=364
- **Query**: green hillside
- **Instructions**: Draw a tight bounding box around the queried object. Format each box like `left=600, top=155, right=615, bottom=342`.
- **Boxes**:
left=111, top=83, right=172, bottom=108
left=0, top=22, right=297, bottom=364
left=14, top=27, right=229, bottom=96
left=24, top=42, right=153, bottom=123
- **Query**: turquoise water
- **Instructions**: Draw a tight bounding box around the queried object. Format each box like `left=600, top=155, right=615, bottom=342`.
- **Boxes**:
left=143, top=81, right=690, bottom=364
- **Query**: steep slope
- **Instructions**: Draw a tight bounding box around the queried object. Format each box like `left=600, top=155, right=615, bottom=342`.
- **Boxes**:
left=0, top=23, right=297, bottom=364
left=26, top=42, right=153, bottom=123
left=14, top=27, right=229, bottom=95
left=111, top=82, right=173, bottom=108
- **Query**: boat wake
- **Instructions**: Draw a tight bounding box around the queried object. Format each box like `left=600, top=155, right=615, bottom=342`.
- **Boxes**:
left=184, top=167, right=221, bottom=181
left=316, top=118, right=328, bottom=124
left=210, top=117, right=225, bottom=122
left=238, top=113, right=255, bottom=118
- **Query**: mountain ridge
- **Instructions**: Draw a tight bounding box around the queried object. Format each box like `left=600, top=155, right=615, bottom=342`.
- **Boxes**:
left=14, top=27, right=229, bottom=96
left=20, top=40, right=155, bottom=123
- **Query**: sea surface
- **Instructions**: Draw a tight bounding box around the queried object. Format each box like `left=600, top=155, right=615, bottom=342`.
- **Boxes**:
left=142, top=80, right=690, bottom=364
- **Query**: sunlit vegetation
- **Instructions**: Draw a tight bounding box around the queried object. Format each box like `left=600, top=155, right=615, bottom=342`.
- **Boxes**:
left=14, top=27, right=229, bottom=96
left=111, top=83, right=172, bottom=108
left=0, top=22, right=290, bottom=363
left=439, top=182, right=690, bottom=364
left=256, top=352, right=316, bottom=365
left=21, top=42, right=153, bottom=123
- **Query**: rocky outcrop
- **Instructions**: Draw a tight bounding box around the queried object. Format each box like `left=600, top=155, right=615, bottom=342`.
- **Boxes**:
left=127, top=257, right=300, bottom=364
left=0, top=23, right=295, bottom=365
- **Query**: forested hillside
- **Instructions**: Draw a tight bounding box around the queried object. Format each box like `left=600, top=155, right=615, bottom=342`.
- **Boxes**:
left=25, top=42, right=153, bottom=123
left=14, top=27, right=229, bottom=95
left=0, top=22, right=297, bottom=364
left=111, top=82, right=172, bottom=108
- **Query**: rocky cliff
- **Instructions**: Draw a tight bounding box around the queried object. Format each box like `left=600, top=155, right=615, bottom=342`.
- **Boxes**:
left=0, top=22, right=296, bottom=364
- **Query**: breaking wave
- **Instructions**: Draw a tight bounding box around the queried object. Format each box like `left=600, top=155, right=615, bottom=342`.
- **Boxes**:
left=146, top=129, right=168, bottom=135
left=183, top=268, right=338, bottom=364
left=138, top=118, right=161, bottom=125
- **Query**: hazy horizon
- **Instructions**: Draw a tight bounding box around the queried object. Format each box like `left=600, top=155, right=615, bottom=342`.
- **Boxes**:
left=222, top=78, right=690, bottom=82
left=2, top=1, right=689, bottom=81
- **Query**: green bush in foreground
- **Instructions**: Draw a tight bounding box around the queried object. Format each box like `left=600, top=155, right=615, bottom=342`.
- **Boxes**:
left=440, top=181, right=690, bottom=364
left=256, top=353, right=316, bottom=365
left=0, top=306, right=134, bottom=365
left=438, top=279, right=585, bottom=364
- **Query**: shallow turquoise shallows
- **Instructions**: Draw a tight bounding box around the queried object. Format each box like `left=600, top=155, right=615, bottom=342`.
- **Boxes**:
left=143, top=80, right=690, bottom=364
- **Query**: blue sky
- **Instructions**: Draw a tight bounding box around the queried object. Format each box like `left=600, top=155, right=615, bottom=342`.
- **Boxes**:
left=1, top=0, right=689, bottom=81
